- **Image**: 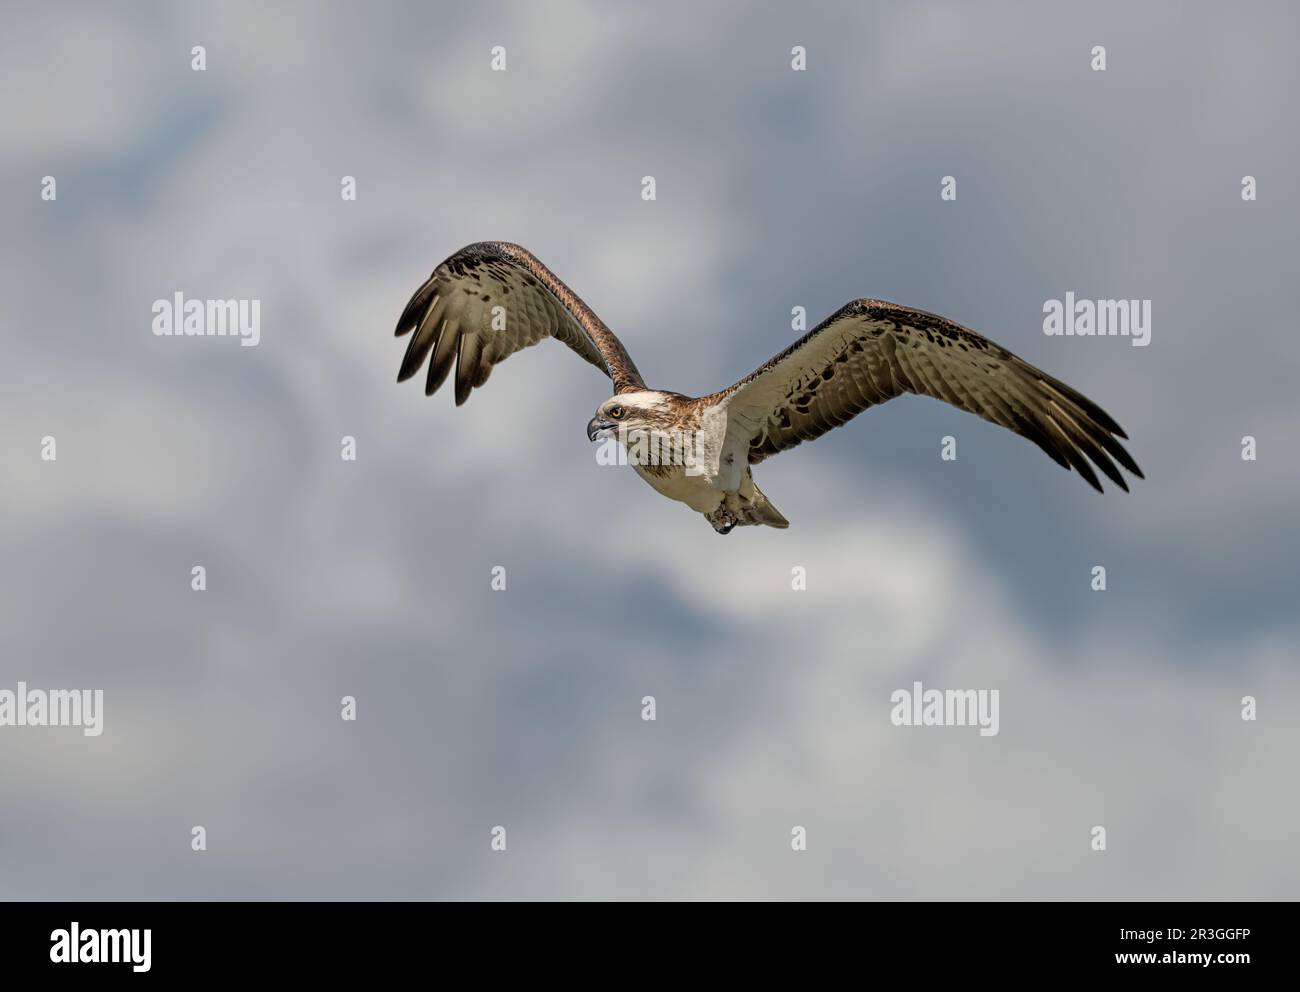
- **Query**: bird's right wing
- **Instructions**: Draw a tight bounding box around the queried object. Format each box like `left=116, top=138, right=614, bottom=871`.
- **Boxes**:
left=393, top=241, right=646, bottom=405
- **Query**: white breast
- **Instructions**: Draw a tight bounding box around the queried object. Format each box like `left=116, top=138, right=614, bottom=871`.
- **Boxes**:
left=632, top=463, right=725, bottom=513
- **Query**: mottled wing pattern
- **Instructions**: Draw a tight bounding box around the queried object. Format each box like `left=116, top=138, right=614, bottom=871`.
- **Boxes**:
left=394, top=242, right=646, bottom=405
left=712, top=299, right=1143, bottom=492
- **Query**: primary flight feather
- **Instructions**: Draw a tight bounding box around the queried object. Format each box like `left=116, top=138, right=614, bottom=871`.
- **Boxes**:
left=394, top=242, right=1142, bottom=533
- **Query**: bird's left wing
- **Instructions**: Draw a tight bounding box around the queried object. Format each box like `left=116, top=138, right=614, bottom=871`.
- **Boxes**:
left=708, top=299, right=1142, bottom=492
left=394, top=241, right=646, bottom=405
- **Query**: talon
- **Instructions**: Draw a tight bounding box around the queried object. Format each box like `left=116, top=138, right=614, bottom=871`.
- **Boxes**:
left=708, top=507, right=738, bottom=534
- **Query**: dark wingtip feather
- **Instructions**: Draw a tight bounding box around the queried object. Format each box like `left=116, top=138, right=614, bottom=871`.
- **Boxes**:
left=1049, top=422, right=1104, bottom=492
left=453, top=335, right=477, bottom=406
left=1037, top=371, right=1128, bottom=440
left=1044, top=388, right=1143, bottom=493
left=1070, top=427, right=1127, bottom=491
left=397, top=340, right=426, bottom=383
left=1091, top=451, right=1126, bottom=490
left=1076, top=431, right=1140, bottom=493
left=425, top=339, right=456, bottom=396
left=397, top=297, right=445, bottom=384
left=1094, top=431, right=1141, bottom=477
left=426, top=360, right=453, bottom=396
left=1078, top=463, right=1104, bottom=493
left=395, top=277, right=436, bottom=336
left=394, top=304, right=419, bottom=337
left=1067, top=386, right=1126, bottom=439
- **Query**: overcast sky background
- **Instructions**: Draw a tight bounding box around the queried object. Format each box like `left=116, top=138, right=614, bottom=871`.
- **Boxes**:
left=1, top=0, right=1297, bottom=899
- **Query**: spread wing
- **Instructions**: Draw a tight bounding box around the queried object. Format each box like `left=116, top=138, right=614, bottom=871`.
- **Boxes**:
left=393, top=241, right=645, bottom=404
left=712, top=299, right=1143, bottom=492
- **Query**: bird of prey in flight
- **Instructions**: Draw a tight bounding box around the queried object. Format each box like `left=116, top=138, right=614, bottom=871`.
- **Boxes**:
left=393, top=242, right=1142, bottom=534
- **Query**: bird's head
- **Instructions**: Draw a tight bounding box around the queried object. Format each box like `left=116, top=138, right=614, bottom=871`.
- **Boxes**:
left=586, top=391, right=678, bottom=443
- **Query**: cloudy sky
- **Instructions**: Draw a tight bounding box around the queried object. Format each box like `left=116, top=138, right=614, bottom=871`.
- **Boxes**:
left=1, top=0, right=1297, bottom=899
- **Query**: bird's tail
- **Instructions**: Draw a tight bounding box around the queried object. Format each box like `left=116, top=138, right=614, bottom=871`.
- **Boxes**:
left=743, top=484, right=789, bottom=529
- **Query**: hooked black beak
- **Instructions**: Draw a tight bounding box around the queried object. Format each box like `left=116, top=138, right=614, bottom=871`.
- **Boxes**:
left=587, top=416, right=616, bottom=442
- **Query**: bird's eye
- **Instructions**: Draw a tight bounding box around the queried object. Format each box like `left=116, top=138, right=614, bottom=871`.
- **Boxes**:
left=609, top=405, right=625, bottom=419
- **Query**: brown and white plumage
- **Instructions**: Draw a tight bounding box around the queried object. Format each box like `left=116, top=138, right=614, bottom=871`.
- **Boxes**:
left=393, top=242, right=1142, bottom=533
left=711, top=298, right=1143, bottom=493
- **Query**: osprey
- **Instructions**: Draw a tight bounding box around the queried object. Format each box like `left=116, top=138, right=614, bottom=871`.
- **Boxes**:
left=393, top=242, right=1142, bottom=534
